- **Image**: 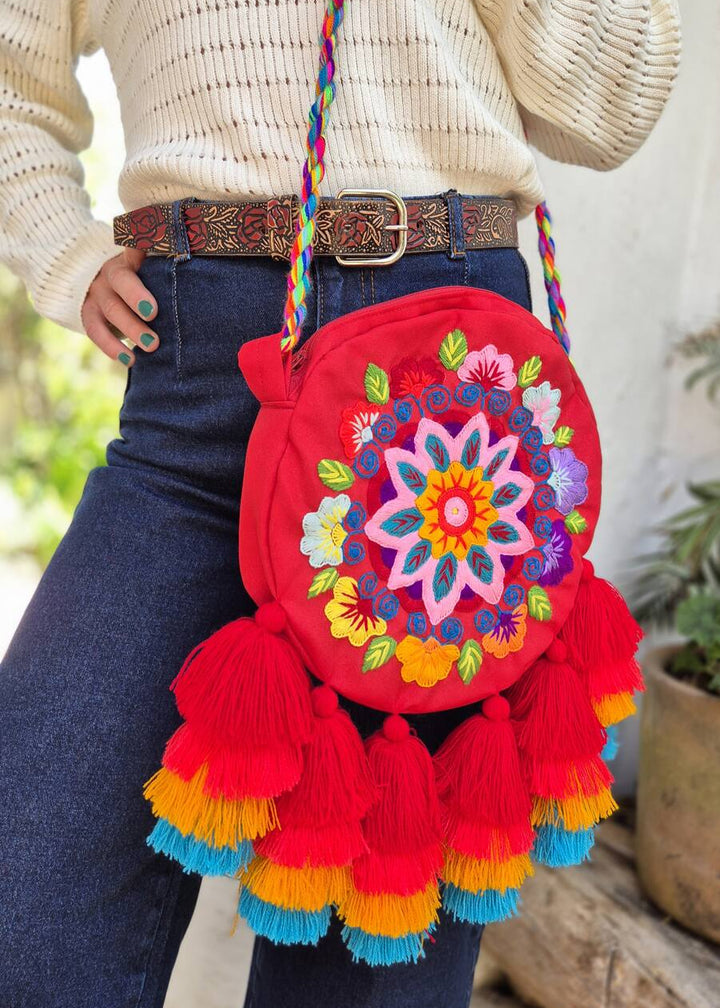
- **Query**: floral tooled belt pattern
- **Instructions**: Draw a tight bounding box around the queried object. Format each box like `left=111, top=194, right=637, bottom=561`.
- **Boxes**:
left=112, top=195, right=518, bottom=259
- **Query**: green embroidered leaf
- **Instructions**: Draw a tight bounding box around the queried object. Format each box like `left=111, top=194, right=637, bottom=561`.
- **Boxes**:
left=317, top=459, right=355, bottom=490
left=554, top=425, right=574, bottom=447
left=518, top=355, right=542, bottom=388
left=307, top=569, right=339, bottom=599
left=362, top=635, right=397, bottom=672
left=527, top=585, right=552, bottom=621
left=364, top=363, right=390, bottom=404
left=564, top=510, right=588, bottom=534
left=439, top=329, right=468, bottom=371
left=457, top=639, right=482, bottom=684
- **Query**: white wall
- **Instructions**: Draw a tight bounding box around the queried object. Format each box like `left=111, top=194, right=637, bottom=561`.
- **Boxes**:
left=517, top=0, right=720, bottom=793
left=520, top=0, right=719, bottom=578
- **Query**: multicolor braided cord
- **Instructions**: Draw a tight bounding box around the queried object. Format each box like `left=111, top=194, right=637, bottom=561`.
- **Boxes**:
left=535, top=201, right=570, bottom=353
left=281, top=0, right=568, bottom=355
left=281, top=0, right=344, bottom=353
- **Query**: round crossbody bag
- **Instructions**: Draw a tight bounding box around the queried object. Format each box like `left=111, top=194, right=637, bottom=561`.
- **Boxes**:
left=143, top=0, right=644, bottom=967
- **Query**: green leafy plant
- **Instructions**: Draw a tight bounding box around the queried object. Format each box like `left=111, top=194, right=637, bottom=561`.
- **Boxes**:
left=0, top=267, right=124, bottom=567
left=629, top=322, right=720, bottom=697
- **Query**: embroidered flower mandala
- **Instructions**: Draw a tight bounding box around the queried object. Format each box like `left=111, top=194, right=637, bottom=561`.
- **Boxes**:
left=324, top=576, right=387, bottom=646
left=365, top=414, right=534, bottom=624
left=522, top=381, right=561, bottom=445
left=298, top=327, right=598, bottom=696
left=395, top=634, right=460, bottom=688
left=457, top=344, right=517, bottom=390
left=300, top=495, right=351, bottom=567
left=339, top=402, right=382, bottom=459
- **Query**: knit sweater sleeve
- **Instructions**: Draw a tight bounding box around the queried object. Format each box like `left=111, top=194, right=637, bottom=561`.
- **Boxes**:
left=0, top=0, right=120, bottom=334
left=477, top=0, right=681, bottom=170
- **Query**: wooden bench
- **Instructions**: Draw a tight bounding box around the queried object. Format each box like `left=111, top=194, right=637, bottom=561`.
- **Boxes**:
left=472, top=815, right=720, bottom=1008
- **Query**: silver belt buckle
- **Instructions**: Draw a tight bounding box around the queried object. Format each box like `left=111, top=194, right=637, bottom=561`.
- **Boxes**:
left=334, top=188, right=409, bottom=267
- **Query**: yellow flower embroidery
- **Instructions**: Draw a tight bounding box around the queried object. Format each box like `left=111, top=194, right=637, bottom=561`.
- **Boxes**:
left=415, top=461, right=499, bottom=560
left=395, top=635, right=460, bottom=688
left=324, top=576, right=387, bottom=647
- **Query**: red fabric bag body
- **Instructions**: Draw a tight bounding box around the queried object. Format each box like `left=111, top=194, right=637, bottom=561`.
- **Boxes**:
left=239, top=285, right=601, bottom=714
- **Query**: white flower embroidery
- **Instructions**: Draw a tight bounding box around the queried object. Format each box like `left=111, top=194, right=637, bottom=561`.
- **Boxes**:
left=521, top=381, right=561, bottom=445
left=300, top=494, right=351, bottom=568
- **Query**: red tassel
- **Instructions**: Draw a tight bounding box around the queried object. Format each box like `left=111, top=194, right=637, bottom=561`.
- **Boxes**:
left=168, top=602, right=312, bottom=800
left=351, top=847, right=443, bottom=895
left=255, top=685, right=377, bottom=868
left=506, top=641, right=606, bottom=765
left=507, top=641, right=618, bottom=829
left=162, top=723, right=304, bottom=800
left=350, top=715, right=443, bottom=896
left=526, top=752, right=612, bottom=798
left=559, top=559, right=644, bottom=701
left=434, top=697, right=533, bottom=863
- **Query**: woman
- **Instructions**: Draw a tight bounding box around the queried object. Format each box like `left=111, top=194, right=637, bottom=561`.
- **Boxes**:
left=0, top=2, right=680, bottom=1007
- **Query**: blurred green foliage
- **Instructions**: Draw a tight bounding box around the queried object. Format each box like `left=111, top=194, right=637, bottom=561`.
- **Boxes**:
left=0, top=265, right=124, bottom=566
left=630, top=321, right=720, bottom=696
left=0, top=50, right=128, bottom=571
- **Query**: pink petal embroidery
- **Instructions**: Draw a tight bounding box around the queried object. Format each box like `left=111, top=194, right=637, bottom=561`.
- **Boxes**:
left=457, top=345, right=517, bottom=390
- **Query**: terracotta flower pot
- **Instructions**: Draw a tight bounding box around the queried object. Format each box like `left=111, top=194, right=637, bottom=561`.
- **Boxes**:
left=636, top=644, right=720, bottom=944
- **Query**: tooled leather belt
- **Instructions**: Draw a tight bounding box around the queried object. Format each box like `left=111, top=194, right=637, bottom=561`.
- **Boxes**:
left=112, top=191, right=518, bottom=264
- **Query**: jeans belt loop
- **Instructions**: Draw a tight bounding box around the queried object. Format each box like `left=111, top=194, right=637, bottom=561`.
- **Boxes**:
left=444, top=189, right=466, bottom=260
left=171, top=196, right=199, bottom=262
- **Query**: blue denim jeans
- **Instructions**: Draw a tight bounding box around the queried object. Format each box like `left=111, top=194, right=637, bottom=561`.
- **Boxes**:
left=0, top=193, right=532, bottom=1008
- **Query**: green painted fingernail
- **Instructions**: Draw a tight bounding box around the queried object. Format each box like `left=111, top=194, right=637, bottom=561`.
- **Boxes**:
left=140, top=332, right=155, bottom=347
left=118, top=351, right=132, bottom=366
left=138, top=299, right=154, bottom=318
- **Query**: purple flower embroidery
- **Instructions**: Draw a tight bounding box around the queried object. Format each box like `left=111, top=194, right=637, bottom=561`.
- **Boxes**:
left=548, top=447, right=588, bottom=516
left=538, top=520, right=573, bottom=586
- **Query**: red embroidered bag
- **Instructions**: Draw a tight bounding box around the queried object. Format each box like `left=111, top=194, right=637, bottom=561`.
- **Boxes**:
left=143, top=0, right=643, bottom=966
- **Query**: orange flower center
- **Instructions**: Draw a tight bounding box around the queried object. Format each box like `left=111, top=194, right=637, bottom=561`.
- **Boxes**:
left=416, top=462, right=499, bottom=559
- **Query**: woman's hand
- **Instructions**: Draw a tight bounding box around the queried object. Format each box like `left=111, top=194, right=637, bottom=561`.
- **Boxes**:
left=81, top=247, right=160, bottom=367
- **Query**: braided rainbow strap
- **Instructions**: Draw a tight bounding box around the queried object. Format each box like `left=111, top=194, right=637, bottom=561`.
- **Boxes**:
left=279, top=0, right=570, bottom=358
left=535, top=201, right=570, bottom=354
left=281, top=0, right=344, bottom=353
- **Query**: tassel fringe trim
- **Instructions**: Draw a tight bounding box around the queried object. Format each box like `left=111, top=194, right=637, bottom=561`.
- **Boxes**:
left=238, top=889, right=331, bottom=946
left=143, top=766, right=278, bottom=845
left=531, top=787, right=618, bottom=831
left=593, top=691, right=637, bottom=727
left=147, top=818, right=254, bottom=877
left=240, top=857, right=350, bottom=912
left=341, top=924, right=435, bottom=966
left=337, top=881, right=440, bottom=938
left=442, top=883, right=520, bottom=925
left=442, top=849, right=534, bottom=892
left=531, top=823, right=596, bottom=867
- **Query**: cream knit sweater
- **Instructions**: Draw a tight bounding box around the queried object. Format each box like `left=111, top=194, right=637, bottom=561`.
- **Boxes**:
left=0, top=0, right=680, bottom=335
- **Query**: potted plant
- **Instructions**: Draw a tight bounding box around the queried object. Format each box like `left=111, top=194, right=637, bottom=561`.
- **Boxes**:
left=630, top=322, right=720, bottom=944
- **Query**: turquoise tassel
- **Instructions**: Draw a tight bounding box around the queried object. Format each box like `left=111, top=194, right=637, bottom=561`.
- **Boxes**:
left=532, top=823, right=595, bottom=867
left=238, top=889, right=331, bottom=946
left=601, top=723, right=620, bottom=761
left=341, top=924, right=434, bottom=966
left=442, top=883, right=519, bottom=924
left=147, top=818, right=253, bottom=876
